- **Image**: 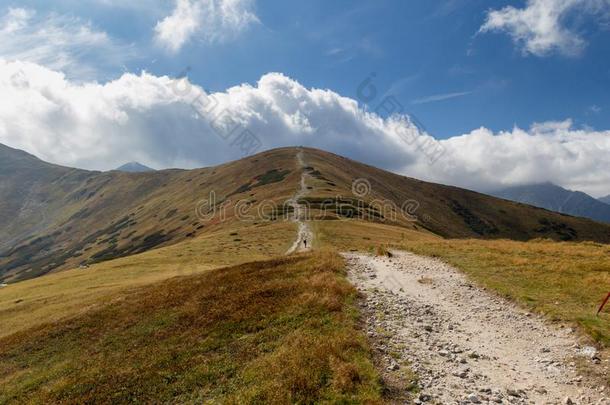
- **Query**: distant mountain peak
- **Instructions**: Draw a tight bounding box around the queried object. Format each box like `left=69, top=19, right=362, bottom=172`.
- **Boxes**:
left=493, top=183, right=610, bottom=224
left=599, top=195, right=610, bottom=205
left=114, top=162, right=155, bottom=173
left=525, top=181, right=561, bottom=189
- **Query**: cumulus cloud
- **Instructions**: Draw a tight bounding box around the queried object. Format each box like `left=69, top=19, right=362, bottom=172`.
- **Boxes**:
left=420, top=120, right=610, bottom=197
left=0, top=59, right=419, bottom=174
left=1, top=60, right=610, bottom=197
left=154, top=0, right=259, bottom=52
left=0, top=7, right=133, bottom=79
left=480, top=0, right=610, bottom=57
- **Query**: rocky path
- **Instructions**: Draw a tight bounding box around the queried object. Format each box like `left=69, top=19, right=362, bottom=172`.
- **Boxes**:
left=345, top=251, right=609, bottom=404
left=286, top=150, right=313, bottom=254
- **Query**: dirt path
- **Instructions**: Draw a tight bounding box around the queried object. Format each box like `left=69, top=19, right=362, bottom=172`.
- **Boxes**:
left=286, top=150, right=313, bottom=254
left=345, top=251, right=608, bottom=404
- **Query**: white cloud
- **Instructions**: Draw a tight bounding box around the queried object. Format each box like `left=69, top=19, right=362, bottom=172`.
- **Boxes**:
left=480, top=0, right=610, bottom=57
left=154, top=0, right=259, bottom=52
left=1, top=60, right=610, bottom=197
left=0, top=7, right=133, bottom=79
left=419, top=120, right=610, bottom=197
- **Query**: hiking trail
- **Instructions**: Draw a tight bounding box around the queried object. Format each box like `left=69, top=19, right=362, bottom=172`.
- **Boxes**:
left=345, top=250, right=608, bottom=404
left=286, top=150, right=313, bottom=254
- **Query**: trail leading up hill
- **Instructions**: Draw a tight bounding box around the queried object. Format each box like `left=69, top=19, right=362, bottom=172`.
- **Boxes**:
left=5, top=144, right=610, bottom=283
left=345, top=251, right=608, bottom=404
left=286, top=150, right=313, bottom=254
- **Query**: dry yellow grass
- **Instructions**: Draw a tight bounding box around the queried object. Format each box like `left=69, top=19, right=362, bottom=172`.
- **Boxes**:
left=311, top=219, right=438, bottom=253
left=302, top=148, right=610, bottom=243
left=401, top=238, right=610, bottom=346
left=0, top=221, right=295, bottom=339
left=0, top=252, right=382, bottom=404
left=314, top=220, right=610, bottom=347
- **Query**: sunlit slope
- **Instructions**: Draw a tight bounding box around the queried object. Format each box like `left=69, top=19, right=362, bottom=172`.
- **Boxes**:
left=3, top=145, right=610, bottom=283
left=0, top=147, right=300, bottom=282
left=0, top=252, right=382, bottom=404
left=300, top=147, right=610, bottom=242
left=0, top=221, right=295, bottom=339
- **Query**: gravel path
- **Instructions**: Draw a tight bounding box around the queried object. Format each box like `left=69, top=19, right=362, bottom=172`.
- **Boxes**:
left=345, top=251, right=609, bottom=404
left=286, top=150, right=313, bottom=254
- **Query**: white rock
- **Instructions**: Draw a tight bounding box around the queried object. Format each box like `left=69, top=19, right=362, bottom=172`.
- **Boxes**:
left=467, top=393, right=481, bottom=403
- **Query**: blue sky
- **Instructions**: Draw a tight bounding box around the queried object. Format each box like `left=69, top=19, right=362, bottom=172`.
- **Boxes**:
left=11, top=0, right=608, bottom=138
left=1, top=0, right=610, bottom=196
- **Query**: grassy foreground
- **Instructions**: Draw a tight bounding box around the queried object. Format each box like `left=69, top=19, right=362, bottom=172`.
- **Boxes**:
left=0, top=252, right=382, bottom=404
left=402, top=238, right=610, bottom=346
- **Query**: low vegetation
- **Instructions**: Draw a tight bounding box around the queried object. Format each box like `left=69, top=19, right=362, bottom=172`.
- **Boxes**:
left=375, top=245, right=392, bottom=257
left=402, top=238, right=610, bottom=346
left=312, top=220, right=437, bottom=252
left=0, top=252, right=382, bottom=404
left=1, top=148, right=300, bottom=283
left=230, top=168, right=292, bottom=196
left=315, top=220, right=610, bottom=347
left=2, top=147, right=610, bottom=402
left=0, top=221, right=295, bottom=338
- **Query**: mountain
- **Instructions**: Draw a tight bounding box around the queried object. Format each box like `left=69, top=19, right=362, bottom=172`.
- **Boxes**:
left=2, top=144, right=610, bottom=283
left=0, top=144, right=96, bottom=253
left=0, top=145, right=299, bottom=283
left=599, top=195, right=610, bottom=205
left=115, top=162, right=155, bottom=173
left=492, top=182, right=610, bottom=224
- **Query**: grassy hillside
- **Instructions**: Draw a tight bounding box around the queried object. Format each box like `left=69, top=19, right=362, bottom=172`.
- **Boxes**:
left=0, top=221, right=295, bottom=339
left=0, top=144, right=95, bottom=253
left=301, top=147, right=610, bottom=242
left=0, top=145, right=608, bottom=403
left=2, top=218, right=607, bottom=402
left=0, top=252, right=383, bottom=404
left=311, top=219, right=439, bottom=252
left=3, top=145, right=610, bottom=283
left=314, top=220, right=610, bottom=348
left=0, top=147, right=300, bottom=282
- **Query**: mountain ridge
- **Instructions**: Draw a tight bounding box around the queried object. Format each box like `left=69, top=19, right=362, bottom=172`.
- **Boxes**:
left=492, top=182, right=610, bottom=224
left=2, top=143, right=610, bottom=283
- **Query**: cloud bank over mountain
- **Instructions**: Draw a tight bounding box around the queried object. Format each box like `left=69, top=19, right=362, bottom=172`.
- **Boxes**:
left=1, top=59, right=609, bottom=197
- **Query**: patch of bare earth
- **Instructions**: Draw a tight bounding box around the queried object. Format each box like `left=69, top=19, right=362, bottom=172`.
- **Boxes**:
left=345, top=250, right=609, bottom=404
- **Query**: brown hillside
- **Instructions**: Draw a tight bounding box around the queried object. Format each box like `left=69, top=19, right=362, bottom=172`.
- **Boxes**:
left=300, top=147, right=610, bottom=242
left=2, top=145, right=609, bottom=283
left=0, top=146, right=300, bottom=282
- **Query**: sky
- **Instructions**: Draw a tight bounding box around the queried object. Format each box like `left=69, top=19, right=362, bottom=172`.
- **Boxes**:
left=1, top=0, right=610, bottom=196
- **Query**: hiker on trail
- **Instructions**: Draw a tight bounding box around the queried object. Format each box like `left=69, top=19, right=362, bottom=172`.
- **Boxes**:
left=304, top=239, right=307, bottom=248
